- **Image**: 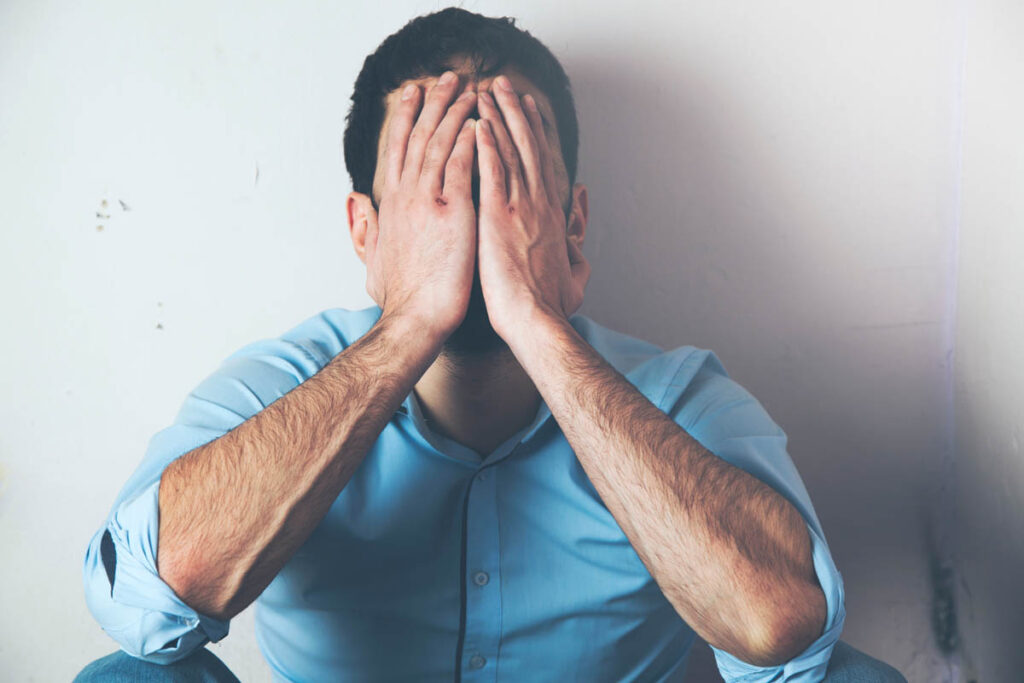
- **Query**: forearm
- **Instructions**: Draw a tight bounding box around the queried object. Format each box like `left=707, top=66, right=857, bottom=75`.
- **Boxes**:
left=157, top=311, right=443, bottom=621
left=508, top=310, right=825, bottom=666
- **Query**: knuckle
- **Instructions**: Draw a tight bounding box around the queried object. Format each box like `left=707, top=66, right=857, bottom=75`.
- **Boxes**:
left=422, top=138, right=440, bottom=159
left=394, top=194, right=415, bottom=214
left=420, top=154, right=443, bottom=174
left=408, top=127, right=428, bottom=145
left=488, top=160, right=505, bottom=177
left=446, top=158, right=467, bottom=175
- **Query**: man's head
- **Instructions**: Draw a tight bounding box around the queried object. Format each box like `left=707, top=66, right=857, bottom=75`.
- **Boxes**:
left=344, top=8, right=579, bottom=206
left=343, top=8, right=586, bottom=356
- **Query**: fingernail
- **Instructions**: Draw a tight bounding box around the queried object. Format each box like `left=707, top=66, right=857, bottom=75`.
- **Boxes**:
left=457, top=90, right=476, bottom=102
left=524, top=94, right=538, bottom=111
left=438, top=71, right=456, bottom=86
left=462, top=119, right=475, bottom=130
left=495, top=75, right=513, bottom=92
left=401, top=84, right=416, bottom=101
left=478, top=91, right=493, bottom=106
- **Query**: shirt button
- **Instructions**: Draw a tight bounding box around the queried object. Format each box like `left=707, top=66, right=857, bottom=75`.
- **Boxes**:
left=469, top=654, right=487, bottom=670
left=473, top=571, right=490, bottom=586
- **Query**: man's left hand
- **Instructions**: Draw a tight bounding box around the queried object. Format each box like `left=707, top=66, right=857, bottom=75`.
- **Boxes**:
left=473, top=76, right=590, bottom=348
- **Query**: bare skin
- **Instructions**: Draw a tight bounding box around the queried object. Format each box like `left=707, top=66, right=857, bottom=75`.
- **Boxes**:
left=347, top=65, right=586, bottom=457
left=355, top=68, right=826, bottom=665
left=475, top=73, right=825, bottom=665
left=157, top=311, right=446, bottom=621
left=157, top=70, right=483, bottom=620
left=158, top=61, right=825, bottom=667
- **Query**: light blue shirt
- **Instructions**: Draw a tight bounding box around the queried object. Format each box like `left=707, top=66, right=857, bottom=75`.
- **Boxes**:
left=82, top=305, right=845, bottom=681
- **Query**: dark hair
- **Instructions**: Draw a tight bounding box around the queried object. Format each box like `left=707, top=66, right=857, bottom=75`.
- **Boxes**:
left=342, top=7, right=579, bottom=198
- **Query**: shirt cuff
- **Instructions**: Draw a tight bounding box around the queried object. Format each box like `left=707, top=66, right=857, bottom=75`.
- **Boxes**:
left=709, top=521, right=846, bottom=682
left=83, top=477, right=230, bottom=663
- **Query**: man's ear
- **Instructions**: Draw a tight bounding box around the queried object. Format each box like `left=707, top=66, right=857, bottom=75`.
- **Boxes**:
left=346, top=191, right=378, bottom=264
left=567, top=183, right=588, bottom=248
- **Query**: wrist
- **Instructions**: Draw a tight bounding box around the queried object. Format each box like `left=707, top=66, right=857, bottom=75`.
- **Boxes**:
left=376, top=308, right=451, bottom=354
left=500, top=303, right=571, bottom=356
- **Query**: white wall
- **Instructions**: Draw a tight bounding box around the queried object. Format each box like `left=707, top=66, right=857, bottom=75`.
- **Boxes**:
left=953, top=1, right=1024, bottom=681
left=0, top=1, right=989, bottom=681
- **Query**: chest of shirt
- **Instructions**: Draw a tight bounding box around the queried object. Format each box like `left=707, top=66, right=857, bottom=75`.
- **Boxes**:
left=254, top=423, right=690, bottom=680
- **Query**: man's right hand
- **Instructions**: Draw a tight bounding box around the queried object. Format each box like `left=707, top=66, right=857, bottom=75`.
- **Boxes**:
left=365, top=71, right=478, bottom=339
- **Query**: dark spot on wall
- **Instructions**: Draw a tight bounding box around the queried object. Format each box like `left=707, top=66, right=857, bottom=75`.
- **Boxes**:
left=156, top=323, right=164, bottom=330
left=94, top=197, right=130, bottom=229
left=926, top=521, right=960, bottom=655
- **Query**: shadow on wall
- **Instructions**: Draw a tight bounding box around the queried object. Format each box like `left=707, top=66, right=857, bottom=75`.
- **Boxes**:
left=564, top=52, right=951, bottom=680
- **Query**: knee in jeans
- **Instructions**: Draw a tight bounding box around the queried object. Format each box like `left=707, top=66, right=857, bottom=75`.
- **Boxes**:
left=73, top=647, right=240, bottom=683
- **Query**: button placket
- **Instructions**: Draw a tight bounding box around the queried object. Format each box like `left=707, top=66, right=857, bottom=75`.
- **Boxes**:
left=461, top=467, right=501, bottom=681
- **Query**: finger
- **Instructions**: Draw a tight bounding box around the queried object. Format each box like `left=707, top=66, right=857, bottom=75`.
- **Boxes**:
left=490, top=76, right=544, bottom=198
left=523, top=94, right=559, bottom=205
left=383, top=84, right=422, bottom=189
left=477, top=90, right=523, bottom=199
left=421, top=90, right=478, bottom=193
left=364, top=211, right=382, bottom=300
left=402, top=71, right=461, bottom=181
left=443, top=118, right=477, bottom=198
left=475, top=118, right=508, bottom=204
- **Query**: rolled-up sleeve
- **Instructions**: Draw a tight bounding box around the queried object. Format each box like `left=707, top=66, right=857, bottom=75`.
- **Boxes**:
left=658, top=347, right=846, bottom=682
left=81, top=335, right=332, bottom=663
left=83, top=478, right=230, bottom=662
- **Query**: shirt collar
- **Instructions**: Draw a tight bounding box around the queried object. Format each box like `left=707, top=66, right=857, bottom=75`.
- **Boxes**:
left=381, top=309, right=601, bottom=465
left=395, top=381, right=553, bottom=466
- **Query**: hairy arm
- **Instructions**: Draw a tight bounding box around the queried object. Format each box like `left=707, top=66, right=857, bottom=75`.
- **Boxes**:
left=471, top=77, right=826, bottom=667
left=157, top=312, right=443, bottom=621
left=158, top=72, right=481, bottom=623
left=507, top=311, right=827, bottom=667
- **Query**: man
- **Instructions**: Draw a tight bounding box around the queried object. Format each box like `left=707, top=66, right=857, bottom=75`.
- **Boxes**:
left=77, top=8, right=852, bottom=682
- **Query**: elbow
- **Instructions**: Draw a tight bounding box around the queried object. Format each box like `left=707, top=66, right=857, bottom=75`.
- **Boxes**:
left=158, top=552, right=235, bottom=622
left=747, top=580, right=828, bottom=667
left=164, top=576, right=235, bottom=623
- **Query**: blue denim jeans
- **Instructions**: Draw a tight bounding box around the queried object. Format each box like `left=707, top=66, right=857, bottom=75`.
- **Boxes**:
left=73, top=647, right=241, bottom=683
left=73, top=640, right=906, bottom=682
left=824, top=641, right=907, bottom=682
